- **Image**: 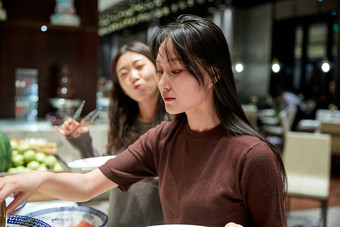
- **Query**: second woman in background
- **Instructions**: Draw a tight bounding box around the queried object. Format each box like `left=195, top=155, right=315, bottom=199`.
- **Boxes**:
left=55, top=42, right=169, bottom=227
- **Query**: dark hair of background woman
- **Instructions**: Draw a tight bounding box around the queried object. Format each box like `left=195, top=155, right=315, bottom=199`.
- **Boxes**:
left=149, top=14, right=287, bottom=195
left=106, top=42, right=167, bottom=154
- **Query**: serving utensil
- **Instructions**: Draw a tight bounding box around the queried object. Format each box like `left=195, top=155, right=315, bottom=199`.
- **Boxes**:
left=72, top=100, right=85, bottom=122
left=72, top=101, right=100, bottom=124
left=81, top=109, right=100, bottom=125
left=0, top=200, right=6, bottom=227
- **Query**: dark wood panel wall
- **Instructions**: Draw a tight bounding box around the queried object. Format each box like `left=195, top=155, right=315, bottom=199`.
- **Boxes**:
left=0, top=0, right=99, bottom=119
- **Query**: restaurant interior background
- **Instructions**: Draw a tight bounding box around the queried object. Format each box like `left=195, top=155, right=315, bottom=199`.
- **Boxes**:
left=0, top=0, right=339, bottom=123
left=1, top=1, right=340, bottom=226
left=99, top=0, right=340, bottom=118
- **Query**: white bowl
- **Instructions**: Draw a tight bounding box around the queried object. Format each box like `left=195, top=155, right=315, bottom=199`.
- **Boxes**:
left=7, top=215, right=51, bottom=227
left=48, top=98, right=82, bottom=110
left=26, top=206, right=108, bottom=227
left=67, top=155, right=116, bottom=172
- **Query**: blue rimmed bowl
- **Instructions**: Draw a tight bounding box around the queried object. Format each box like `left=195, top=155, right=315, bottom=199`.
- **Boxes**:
left=7, top=215, right=51, bottom=227
left=26, top=206, right=108, bottom=227
left=6, top=194, right=27, bottom=214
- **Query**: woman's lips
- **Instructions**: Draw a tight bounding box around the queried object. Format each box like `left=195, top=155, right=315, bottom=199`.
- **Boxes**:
left=134, top=84, right=141, bottom=90
left=163, top=96, right=175, bottom=102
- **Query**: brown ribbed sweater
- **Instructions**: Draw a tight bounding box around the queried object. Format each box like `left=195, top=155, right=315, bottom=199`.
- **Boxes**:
left=99, top=120, right=286, bottom=227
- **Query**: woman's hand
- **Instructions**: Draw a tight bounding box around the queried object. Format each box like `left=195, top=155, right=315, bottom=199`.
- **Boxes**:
left=54, top=118, right=88, bottom=138
left=225, top=222, right=243, bottom=227
left=0, top=172, right=44, bottom=216
left=0, top=169, right=117, bottom=216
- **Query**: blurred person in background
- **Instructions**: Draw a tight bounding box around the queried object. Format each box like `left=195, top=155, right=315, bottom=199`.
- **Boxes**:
left=55, top=41, right=170, bottom=227
left=274, top=89, right=315, bottom=131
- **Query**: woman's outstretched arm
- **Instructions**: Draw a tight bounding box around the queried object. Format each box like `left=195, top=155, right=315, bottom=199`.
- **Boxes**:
left=0, top=168, right=117, bottom=215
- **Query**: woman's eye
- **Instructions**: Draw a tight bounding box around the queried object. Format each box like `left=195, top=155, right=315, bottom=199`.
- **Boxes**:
left=171, top=69, right=182, bottom=74
left=136, top=64, right=144, bottom=70
left=157, top=70, right=164, bottom=75
left=119, top=73, right=128, bottom=78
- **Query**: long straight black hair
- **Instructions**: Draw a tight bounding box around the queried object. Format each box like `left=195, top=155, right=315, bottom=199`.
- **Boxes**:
left=107, top=42, right=167, bottom=154
left=149, top=14, right=287, bottom=194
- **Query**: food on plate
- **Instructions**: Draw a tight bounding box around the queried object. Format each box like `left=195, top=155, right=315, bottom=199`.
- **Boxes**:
left=69, top=220, right=93, bottom=227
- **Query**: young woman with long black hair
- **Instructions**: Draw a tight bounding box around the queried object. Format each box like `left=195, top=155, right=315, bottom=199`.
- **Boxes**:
left=1, top=15, right=286, bottom=227
left=55, top=42, right=168, bottom=226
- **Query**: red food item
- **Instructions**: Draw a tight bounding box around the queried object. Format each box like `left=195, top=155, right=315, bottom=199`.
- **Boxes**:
left=69, top=220, right=93, bottom=227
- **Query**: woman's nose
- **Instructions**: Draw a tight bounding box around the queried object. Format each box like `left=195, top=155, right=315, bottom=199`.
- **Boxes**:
left=158, top=73, right=169, bottom=90
left=130, top=69, right=140, bottom=82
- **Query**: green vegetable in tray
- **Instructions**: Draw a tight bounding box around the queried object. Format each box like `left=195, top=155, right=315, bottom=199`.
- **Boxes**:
left=9, top=140, right=64, bottom=173
left=44, top=155, right=58, bottom=169
left=1, top=137, right=64, bottom=173
left=23, top=149, right=36, bottom=163
left=12, top=154, right=25, bottom=167
left=0, top=131, right=12, bottom=172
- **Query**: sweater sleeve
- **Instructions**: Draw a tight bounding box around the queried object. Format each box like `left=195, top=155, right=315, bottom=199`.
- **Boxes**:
left=66, top=131, right=101, bottom=158
left=239, top=142, right=286, bottom=227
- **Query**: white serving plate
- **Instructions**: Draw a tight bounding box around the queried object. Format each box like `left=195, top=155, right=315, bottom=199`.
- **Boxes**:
left=67, top=155, right=116, bottom=172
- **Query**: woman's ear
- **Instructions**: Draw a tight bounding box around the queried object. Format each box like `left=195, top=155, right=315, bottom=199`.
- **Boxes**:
left=208, top=80, right=214, bottom=89
left=209, top=66, right=221, bottom=85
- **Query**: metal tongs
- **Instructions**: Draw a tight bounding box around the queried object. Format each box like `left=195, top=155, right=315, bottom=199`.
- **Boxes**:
left=81, top=109, right=100, bottom=124
left=73, top=100, right=86, bottom=122
left=73, top=100, right=100, bottom=124
left=0, top=200, right=6, bottom=227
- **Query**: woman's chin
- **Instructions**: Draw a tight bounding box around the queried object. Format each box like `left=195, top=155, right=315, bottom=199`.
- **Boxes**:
left=165, top=107, right=182, bottom=115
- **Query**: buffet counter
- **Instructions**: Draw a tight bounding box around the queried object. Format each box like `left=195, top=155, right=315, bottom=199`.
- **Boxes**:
left=0, top=119, right=109, bottom=164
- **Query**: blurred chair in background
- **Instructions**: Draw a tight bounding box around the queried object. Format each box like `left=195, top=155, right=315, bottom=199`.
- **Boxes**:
left=320, top=122, right=340, bottom=173
left=320, top=122, right=340, bottom=156
left=296, top=108, right=340, bottom=133
left=262, top=106, right=297, bottom=148
left=283, top=132, right=331, bottom=227
left=242, top=104, right=258, bottom=129
left=316, top=109, right=340, bottom=123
